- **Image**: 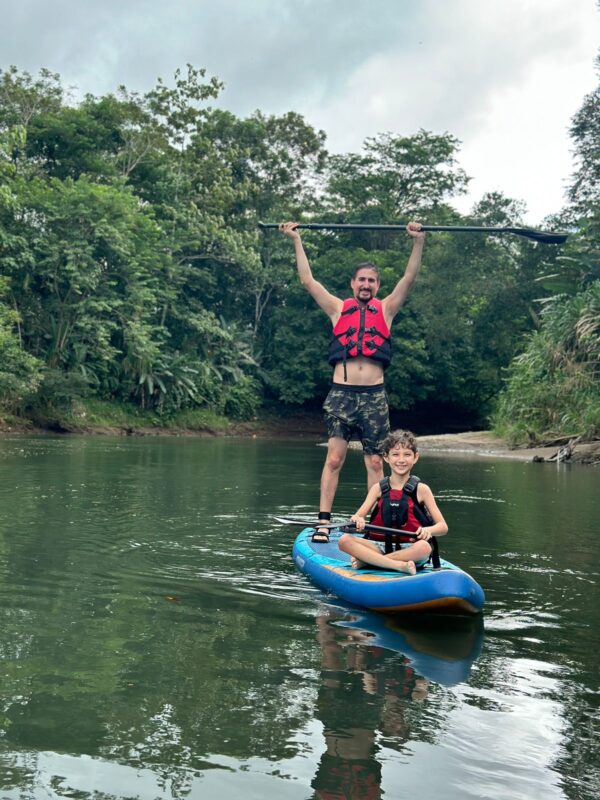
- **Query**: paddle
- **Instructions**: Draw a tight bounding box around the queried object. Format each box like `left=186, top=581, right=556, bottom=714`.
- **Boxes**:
left=258, top=221, right=568, bottom=245
left=274, top=516, right=419, bottom=540
left=276, top=516, right=441, bottom=569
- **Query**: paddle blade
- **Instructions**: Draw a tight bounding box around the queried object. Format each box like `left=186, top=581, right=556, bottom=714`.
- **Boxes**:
left=511, top=228, right=569, bottom=244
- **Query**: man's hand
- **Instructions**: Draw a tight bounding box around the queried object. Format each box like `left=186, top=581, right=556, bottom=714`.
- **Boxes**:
left=279, top=221, right=301, bottom=241
left=406, top=221, right=425, bottom=241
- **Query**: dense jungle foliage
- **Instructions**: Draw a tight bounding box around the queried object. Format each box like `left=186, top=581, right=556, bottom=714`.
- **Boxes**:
left=0, top=62, right=598, bottom=441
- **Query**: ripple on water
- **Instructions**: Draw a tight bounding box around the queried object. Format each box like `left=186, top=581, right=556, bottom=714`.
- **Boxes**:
left=432, top=680, right=566, bottom=799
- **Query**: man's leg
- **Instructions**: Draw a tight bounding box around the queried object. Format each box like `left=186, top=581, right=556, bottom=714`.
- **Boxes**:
left=319, top=436, right=349, bottom=515
left=317, top=386, right=354, bottom=540
left=358, top=387, right=389, bottom=489
left=363, top=453, right=384, bottom=490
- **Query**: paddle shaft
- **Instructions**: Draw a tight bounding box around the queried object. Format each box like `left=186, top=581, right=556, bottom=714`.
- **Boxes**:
left=258, top=221, right=568, bottom=245
left=274, top=516, right=419, bottom=540
left=350, top=521, right=418, bottom=540
left=275, top=516, right=442, bottom=569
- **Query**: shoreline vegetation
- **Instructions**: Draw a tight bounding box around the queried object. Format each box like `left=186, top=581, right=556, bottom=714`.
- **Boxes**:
left=1, top=401, right=598, bottom=465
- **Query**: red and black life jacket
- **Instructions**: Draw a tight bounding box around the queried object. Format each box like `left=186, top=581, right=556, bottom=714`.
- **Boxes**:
left=328, top=298, right=391, bottom=380
left=367, top=475, right=441, bottom=569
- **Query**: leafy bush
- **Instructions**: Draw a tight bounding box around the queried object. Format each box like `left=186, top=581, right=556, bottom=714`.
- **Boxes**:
left=493, top=281, right=600, bottom=443
left=0, top=294, right=43, bottom=412
left=23, top=368, right=90, bottom=419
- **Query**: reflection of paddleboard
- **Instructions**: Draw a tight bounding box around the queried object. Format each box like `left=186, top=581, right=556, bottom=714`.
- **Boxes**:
left=326, top=601, right=484, bottom=686
left=293, top=527, right=485, bottom=616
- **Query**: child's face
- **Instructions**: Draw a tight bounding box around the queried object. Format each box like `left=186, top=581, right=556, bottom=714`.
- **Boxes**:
left=384, top=445, right=419, bottom=475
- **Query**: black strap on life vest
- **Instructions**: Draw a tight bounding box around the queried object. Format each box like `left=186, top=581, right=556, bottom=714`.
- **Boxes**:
left=339, top=305, right=358, bottom=383
left=368, top=475, right=441, bottom=569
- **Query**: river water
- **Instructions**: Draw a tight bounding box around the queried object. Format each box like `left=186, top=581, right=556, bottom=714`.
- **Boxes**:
left=0, top=434, right=597, bottom=799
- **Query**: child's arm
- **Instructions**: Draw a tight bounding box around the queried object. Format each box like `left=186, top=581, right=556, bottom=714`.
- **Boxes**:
left=415, top=484, right=448, bottom=540
left=350, top=484, right=381, bottom=531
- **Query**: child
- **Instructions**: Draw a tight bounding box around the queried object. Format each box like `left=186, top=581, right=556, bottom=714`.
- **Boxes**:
left=338, top=430, right=448, bottom=575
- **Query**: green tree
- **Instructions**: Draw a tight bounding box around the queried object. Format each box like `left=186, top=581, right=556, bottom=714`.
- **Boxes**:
left=494, top=53, right=600, bottom=441
left=0, top=126, right=44, bottom=412
left=325, top=130, right=469, bottom=223
left=0, top=66, right=63, bottom=130
left=0, top=277, right=42, bottom=411
left=568, top=53, right=600, bottom=214
left=493, top=283, right=600, bottom=441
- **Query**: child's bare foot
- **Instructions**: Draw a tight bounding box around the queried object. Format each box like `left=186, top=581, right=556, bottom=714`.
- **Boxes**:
left=351, top=556, right=368, bottom=570
left=392, top=560, right=416, bottom=576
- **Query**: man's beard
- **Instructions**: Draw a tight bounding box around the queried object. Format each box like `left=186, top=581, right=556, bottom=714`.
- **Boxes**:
left=357, top=288, right=373, bottom=302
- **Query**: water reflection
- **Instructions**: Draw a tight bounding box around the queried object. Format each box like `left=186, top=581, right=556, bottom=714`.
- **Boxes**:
left=310, top=607, right=484, bottom=798
left=324, top=603, right=484, bottom=685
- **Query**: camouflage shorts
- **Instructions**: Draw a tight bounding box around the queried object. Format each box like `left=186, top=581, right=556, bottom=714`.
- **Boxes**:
left=323, top=384, right=390, bottom=455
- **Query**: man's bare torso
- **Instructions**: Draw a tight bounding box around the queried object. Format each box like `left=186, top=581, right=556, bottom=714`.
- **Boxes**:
left=331, top=357, right=385, bottom=386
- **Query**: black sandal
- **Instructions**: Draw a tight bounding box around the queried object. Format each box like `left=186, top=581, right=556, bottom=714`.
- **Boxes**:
left=311, top=527, right=330, bottom=543
left=312, top=512, right=332, bottom=543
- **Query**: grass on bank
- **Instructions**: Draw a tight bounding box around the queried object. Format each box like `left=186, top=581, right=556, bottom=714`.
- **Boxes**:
left=1, top=398, right=234, bottom=434
left=72, top=399, right=233, bottom=432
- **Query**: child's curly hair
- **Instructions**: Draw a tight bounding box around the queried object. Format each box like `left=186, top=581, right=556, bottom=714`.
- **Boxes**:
left=382, top=429, right=418, bottom=454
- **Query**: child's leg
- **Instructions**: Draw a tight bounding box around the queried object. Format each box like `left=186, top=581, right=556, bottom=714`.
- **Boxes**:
left=338, top=534, right=416, bottom=575
left=388, top=540, right=432, bottom=565
left=347, top=539, right=382, bottom=569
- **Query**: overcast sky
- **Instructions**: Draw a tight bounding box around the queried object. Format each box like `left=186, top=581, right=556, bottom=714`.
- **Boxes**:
left=2, top=0, right=599, bottom=223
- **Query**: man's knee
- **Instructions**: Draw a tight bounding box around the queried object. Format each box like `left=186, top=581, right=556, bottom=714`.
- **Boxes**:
left=365, top=453, right=384, bottom=472
left=323, top=438, right=348, bottom=473
left=325, top=450, right=346, bottom=472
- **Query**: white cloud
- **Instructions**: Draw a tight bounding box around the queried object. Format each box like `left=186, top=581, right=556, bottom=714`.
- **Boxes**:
left=453, top=52, right=598, bottom=222
left=299, top=0, right=599, bottom=222
left=1, top=0, right=598, bottom=223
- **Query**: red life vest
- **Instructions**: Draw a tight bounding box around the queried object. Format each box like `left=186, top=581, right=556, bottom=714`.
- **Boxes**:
left=363, top=476, right=441, bottom=569
left=370, top=489, right=426, bottom=541
left=328, top=298, right=391, bottom=372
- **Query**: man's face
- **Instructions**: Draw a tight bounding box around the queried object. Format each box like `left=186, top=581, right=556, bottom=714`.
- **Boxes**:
left=350, top=268, right=380, bottom=302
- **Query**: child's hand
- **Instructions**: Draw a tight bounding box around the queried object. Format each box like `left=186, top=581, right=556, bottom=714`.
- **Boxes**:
left=416, top=526, right=432, bottom=541
left=351, top=515, right=366, bottom=532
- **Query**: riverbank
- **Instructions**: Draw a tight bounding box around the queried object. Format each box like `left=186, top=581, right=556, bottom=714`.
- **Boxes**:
left=1, top=407, right=598, bottom=464
left=341, top=430, right=599, bottom=464
left=415, top=431, right=600, bottom=465
left=251, top=414, right=600, bottom=464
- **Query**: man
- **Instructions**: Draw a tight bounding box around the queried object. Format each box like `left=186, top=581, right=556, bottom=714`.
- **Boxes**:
left=279, top=220, right=426, bottom=540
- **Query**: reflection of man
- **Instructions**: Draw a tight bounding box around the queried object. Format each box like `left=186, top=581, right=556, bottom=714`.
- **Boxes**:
left=312, top=612, right=429, bottom=800
left=279, top=222, right=426, bottom=539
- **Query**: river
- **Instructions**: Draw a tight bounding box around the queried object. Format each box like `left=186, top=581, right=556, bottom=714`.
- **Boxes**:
left=0, top=434, right=597, bottom=799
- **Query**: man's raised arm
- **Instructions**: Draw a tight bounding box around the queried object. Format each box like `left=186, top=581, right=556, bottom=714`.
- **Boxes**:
left=382, top=221, right=426, bottom=323
left=279, top=222, right=342, bottom=321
